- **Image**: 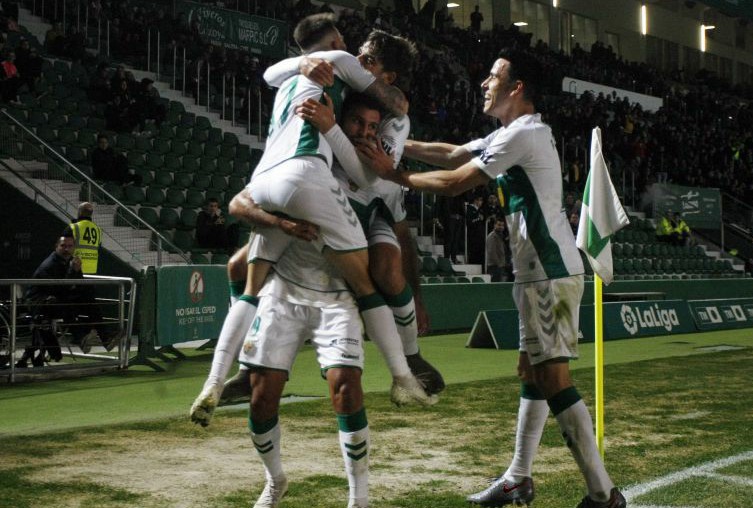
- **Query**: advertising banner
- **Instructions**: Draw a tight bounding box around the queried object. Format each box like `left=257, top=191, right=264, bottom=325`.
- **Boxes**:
left=688, top=298, right=753, bottom=331
left=652, top=183, right=721, bottom=229
left=155, top=265, right=229, bottom=345
left=175, top=0, right=287, bottom=58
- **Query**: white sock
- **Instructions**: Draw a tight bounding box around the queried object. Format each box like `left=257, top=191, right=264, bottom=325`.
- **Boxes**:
left=550, top=388, right=614, bottom=502
left=385, top=287, right=419, bottom=356
left=206, top=296, right=258, bottom=387
left=358, top=294, right=411, bottom=378
left=504, top=396, right=549, bottom=483
left=338, top=410, right=369, bottom=504
left=250, top=416, right=284, bottom=481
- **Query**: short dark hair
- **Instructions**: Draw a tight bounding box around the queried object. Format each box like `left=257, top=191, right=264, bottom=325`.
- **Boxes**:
left=293, top=13, right=338, bottom=52
left=361, top=30, right=418, bottom=93
left=206, top=197, right=220, bottom=205
left=341, top=92, right=383, bottom=121
left=497, top=48, right=543, bottom=105
left=97, top=133, right=108, bottom=142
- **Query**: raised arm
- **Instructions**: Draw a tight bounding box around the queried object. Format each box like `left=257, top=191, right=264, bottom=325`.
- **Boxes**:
left=403, top=139, right=473, bottom=169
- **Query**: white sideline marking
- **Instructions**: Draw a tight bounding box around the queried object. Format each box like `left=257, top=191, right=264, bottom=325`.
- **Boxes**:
left=624, top=450, right=753, bottom=507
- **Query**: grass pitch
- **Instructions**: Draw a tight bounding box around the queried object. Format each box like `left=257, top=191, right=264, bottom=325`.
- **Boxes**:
left=1, top=330, right=752, bottom=507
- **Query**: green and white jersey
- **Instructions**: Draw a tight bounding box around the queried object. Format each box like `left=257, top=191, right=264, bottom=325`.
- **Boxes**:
left=267, top=237, right=352, bottom=309
left=255, top=50, right=376, bottom=176
left=331, top=114, right=410, bottom=232
left=471, top=113, right=584, bottom=283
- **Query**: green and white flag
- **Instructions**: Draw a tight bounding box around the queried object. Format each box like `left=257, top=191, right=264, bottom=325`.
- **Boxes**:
left=576, top=127, right=630, bottom=285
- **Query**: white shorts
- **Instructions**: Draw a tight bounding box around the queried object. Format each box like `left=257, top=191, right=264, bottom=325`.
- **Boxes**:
left=514, top=275, right=583, bottom=365
left=367, top=216, right=400, bottom=249
left=238, top=293, right=364, bottom=374
left=248, top=157, right=367, bottom=253
left=246, top=228, right=290, bottom=264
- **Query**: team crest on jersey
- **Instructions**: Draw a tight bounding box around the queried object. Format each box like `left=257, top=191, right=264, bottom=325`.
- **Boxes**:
left=479, top=149, right=493, bottom=165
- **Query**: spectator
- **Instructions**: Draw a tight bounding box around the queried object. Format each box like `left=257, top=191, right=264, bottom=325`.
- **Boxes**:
left=569, top=212, right=580, bottom=236
left=0, top=50, right=20, bottom=103
left=435, top=194, right=465, bottom=263
left=23, top=235, right=113, bottom=358
left=485, top=194, right=502, bottom=229
left=63, top=202, right=102, bottom=275
left=196, top=197, right=239, bottom=254
left=672, top=212, right=691, bottom=246
left=90, top=134, right=140, bottom=184
left=44, top=22, right=64, bottom=55
left=466, top=193, right=486, bottom=265
left=132, top=78, right=166, bottom=130
left=88, top=63, right=111, bottom=103
left=486, top=218, right=510, bottom=282
left=470, top=5, right=483, bottom=33
left=656, top=210, right=673, bottom=243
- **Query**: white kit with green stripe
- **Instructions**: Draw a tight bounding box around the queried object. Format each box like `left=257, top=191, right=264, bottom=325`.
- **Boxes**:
left=254, top=50, right=376, bottom=177
left=471, top=113, right=584, bottom=283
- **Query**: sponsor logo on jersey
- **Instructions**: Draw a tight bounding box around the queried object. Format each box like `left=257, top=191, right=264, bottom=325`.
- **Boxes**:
left=341, top=353, right=360, bottom=360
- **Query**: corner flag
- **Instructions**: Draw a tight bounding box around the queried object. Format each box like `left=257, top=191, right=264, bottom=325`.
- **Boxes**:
left=576, top=127, right=630, bottom=285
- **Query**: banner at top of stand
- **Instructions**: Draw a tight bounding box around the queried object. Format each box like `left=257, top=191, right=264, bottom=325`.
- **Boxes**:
left=175, top=0, right=287, bottom=59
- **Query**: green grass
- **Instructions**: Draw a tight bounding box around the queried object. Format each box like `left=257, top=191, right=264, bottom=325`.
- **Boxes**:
left=1, top=330, right=752, bottom=507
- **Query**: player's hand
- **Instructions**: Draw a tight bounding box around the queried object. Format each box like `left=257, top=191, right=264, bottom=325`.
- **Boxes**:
left=300, top=57, right=334, bottom=87
left=354, top=136, right=395, bottom=179
left=295, top=93, right=336, bottom=133
left=415, top=299, right=431, bottom=336
left=277, top=217, right=319, bottom=242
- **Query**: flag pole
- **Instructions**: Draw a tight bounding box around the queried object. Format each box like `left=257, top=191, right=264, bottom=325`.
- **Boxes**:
left=594, top=272, right=605, bottom=458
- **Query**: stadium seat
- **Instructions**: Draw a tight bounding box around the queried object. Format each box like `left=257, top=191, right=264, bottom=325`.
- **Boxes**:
left=121, top=185, right=146, bottom=206
left=137, top=206, right=160, bottom=229
left=144, top=187, right=166, bottom=207
left=152, top=169, right=173, bottom=188
left=421, top=256, right=438, bottom=275
left=172, top=172, right=193, bottom=189
left=212, top=253, right=229, bottom=265
left=168, top=230, right=195, bottom=253
left=192, top=174, right=211, bottom=191
left=159, top=207, right=180, bottom=229
left=471, top=276, right=486, bottom=283
left=191, top=252, right=210, bottom=264
left=164, top=188, right=186, bottom=208
left=185, top=189, right=205, bottom=208
left=203, top=144, right=220, bottom=159
left=178, top=209, right=198, bottom=231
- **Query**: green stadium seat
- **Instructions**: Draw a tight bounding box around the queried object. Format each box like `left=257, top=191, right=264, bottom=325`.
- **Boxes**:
left=178, top=208, right=198, bottom=231
left=210, top=175, right=227, bottom=192
left=212, top=253, right=229, bottom=265
left=180, top=112, right=196, bottom=127
left=121, top=185, right=146, bottom=205
left=171, top=141, right=187, bottom=156
left=187, top=142, right=204, bottom=158
left=421, top=256, right=438, bottom=275
left=185, top=189, right=205, bottom=208
left=203, top=144, right=220, bottom=159
left=172, top=172, right=193, bottom=189
left=127, top=150, right=145, bottom=168
left=182, top=156, right=199, bottom=173
left=158, top=124, right=175, bottom=140
left=471, top=276, right=486, bottom=283
left=152, top=138, right=171, bottom=155
left=192, top=128, right=209, bottom=143
left=195, top=116, right=211, bottom=131
left=146, top=153, right=164, bottom=170
left=220, top=143, right=236, bottom=159
left=208, top=127, right=223, bottom=145
left=227, top=176, right=246, bottom=195
left=199, top=157, right=216, bottom=174
left=175, top=126, right=192, bottom=142
left=427, top=276, right=441, bottom=284
left=144, top=187, right=166, bottom=206
left=192, top=174, right=211, bottom=191
left=137, top=206, right=159, bottom=229
left=164, top=188, right=186, bottom=208
left=233, top=160, right=250, bottom=177
left=216, top=157, right=233, bottom=176
left=191, top=252, right=210, bottom=264
left=159, top=207, right=180, bottom=229
left=151, top=169, right=173, bottom=188
left=168, top=230, right=194, bottom=253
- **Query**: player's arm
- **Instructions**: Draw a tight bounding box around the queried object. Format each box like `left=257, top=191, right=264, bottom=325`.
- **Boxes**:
left=229, top=189, right=319, bottom=241
left=263, top=55, right=335, bottom=88
left=403, top=140, right=473, bottom=169
left=393, top=220, right=429, bottom=334
left=295, top=94, right=381, bottom=188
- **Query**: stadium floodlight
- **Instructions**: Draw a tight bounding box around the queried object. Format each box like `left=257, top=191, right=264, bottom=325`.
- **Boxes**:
left=641, top=4, right=647, bottom=35
left=447, top=2, right=460, bottom=7
left=553, top=0, right=558, bottom=6
left=514, top=21, right=528, bottom=26
left=701, top=24, right=715, bottom=52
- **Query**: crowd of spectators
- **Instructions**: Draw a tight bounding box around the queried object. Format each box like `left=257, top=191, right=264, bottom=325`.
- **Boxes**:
left=6, top=0, right=753, bottom=269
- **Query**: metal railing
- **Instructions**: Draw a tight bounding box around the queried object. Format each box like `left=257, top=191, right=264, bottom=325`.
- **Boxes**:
left=0, top=109, right=191, bottom=266
left=1, top=276, right=136, bottom=383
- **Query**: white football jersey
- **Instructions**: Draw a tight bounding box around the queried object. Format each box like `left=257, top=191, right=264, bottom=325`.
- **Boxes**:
left=471, top=113, right=584, bottom=283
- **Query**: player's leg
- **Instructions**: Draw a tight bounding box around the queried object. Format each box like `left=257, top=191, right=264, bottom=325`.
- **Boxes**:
left=228, top=244, right=248, bottom=305
left=368, top=226, right=444, bottom=394
left=242, top=295, right=307, bottom=508
left=249, top=368, right=289, bottom=508
left=529, top=277, right=624, bottom=508
left=467, top=294, right=545, bottom=506
left=316, top=304, right=369, bottom=508
left=249, top=161, right=434, bottom=406
left=190, top=231, right=288, bottom=426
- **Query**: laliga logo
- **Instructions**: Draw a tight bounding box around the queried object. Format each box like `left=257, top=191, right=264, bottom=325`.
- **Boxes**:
left=620, top=305, right=639, bottom=335
left=620, top=303, right=680, bottom=335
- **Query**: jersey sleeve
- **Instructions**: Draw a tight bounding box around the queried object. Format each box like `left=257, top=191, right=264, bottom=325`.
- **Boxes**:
left=471, top=127, right=529, bottom=180
left=380, top=115, right=410, bottom=169
left=324, top=124, right=378, bottom=189
left=263, top=56, right=303, bottom=88
left=463, top=130, right=497, bottom=157
left=308, top=50, right=376, bottom=92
